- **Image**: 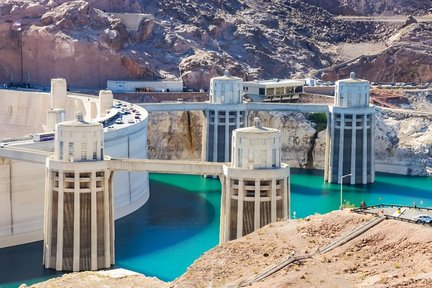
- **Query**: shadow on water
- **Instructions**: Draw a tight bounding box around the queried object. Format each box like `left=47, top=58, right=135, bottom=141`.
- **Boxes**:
left=115, top=178, right=217, bottom=260
left=0, top=241, right=62, bottom=287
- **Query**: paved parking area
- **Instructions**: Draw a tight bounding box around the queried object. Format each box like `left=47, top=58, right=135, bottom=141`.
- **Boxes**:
left=355, top=206, right=432, bottom=224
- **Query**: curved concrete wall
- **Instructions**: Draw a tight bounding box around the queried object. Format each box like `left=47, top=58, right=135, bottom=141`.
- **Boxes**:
left=0, top=89, right=85, bottom=139
left=0, top=91, right=150, bottom=248
left=104, top=107, right=149, bottom=219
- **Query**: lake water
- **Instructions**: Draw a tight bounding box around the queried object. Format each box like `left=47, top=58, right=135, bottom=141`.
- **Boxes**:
left=1, top=170, right=431, bottom=287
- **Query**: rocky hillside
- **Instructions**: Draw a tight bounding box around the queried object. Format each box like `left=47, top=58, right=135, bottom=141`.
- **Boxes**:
left=146, top=90, right=432, bottom=176
left=0, top=0, right=430, bottom=89
left=316, top=18, right=432, bottom=83
left=27, top=211, right=432, bottom=287
left=302, top=0, right=431, bottom=16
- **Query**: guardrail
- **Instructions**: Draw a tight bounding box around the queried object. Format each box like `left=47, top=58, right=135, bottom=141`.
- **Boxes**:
left=352, top=204, right=432, bottom=226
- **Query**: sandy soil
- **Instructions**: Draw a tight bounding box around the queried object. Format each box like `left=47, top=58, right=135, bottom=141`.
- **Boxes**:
left=334, top=42, right=387, bottom=62
left=26, top=210, right=432, bottom=288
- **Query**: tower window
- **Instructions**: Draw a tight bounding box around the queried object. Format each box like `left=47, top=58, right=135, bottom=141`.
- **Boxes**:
left=59, top=141, right=64, bottom=160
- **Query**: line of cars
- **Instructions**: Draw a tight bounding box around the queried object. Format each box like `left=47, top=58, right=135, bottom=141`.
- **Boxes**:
left=112, top=101, right=141, bottom=126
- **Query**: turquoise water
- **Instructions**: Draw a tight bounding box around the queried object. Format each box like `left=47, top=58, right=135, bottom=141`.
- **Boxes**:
left=1, top=170, right=432, bottom=287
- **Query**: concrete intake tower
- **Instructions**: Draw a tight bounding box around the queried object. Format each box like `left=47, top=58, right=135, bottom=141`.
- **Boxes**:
left=220, top=118, right=290, bottom=243
left=43, top=112, right=114, bottom=271
left=325, top=72, right=376, bottom=184
left=202, top=70, right=246, bottom=162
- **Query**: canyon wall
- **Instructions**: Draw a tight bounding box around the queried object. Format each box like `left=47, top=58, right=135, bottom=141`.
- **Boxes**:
left=147, top=107, right=432, bottom=176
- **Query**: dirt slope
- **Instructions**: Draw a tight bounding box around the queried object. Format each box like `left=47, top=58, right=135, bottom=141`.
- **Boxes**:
left=28, top=211, right=432, bottom=288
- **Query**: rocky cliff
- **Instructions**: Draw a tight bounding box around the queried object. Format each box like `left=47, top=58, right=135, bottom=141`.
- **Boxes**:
left=1, top=0, right=429, bottom=89
left=147, top=91, right=432, bottom=176
left=302, top=0, right=431, bottom=16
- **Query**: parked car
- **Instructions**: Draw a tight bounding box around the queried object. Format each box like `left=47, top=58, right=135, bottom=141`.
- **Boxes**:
left=115, top=118, right=124, bottom=124
left=128, top=119, right=135, bottom=124
left=412, top=215, right=432, bottom=224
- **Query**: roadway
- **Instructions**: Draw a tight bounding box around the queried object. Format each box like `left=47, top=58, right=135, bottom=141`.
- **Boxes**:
left=139, top=102, right=330, bottom=113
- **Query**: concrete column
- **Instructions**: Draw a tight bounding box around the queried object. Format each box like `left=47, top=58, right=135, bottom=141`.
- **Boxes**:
left=44, top=167, right=52, bottom=267
left=56, top=172, right=64, bottom=271
left=351, top=114, right=356, bottom=184
left=362, top=114, right=367, bottom=184
left=213, top=110, right=218, bottom=162
left=201, top=110, right=209, bottom=161
left=287, top=175, right=290, bottom=219
left=104, top=172, right=111, bottom=267
left=73, top=171, right=80, bottom=271
left=236, top=178, right=244, bottom=239
left=236, top=110, right=240, bottom=129
left=283, top=178, right=288, bottom=219
left=270, top=178, right=276, bottom=222
left=329, top=111, right=335, bottom=182
left=219, top=175, right=226, bottom=243
left=338, top=114, right=345, bottom=183
left=324, top=112, right=331, bottom=181
left=371, top=113, right=376, bottom=182
left=109, top=171, right=115, bottom=264
left=90, top=171, right=97, bottom=270
left=225, top=111, right=229, bottom=162
left=224, top=176, right=231, bottom=242
left=254, top=179, right=260, bottom=230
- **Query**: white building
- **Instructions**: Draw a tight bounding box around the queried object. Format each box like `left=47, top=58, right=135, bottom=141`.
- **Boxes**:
left=44, top=112, right=114, bottom=271
left=220, top=118, right=290, bottom=243
left=106, top=80, right=183, bottom=93
left=243, top=79, right=304, bottom=102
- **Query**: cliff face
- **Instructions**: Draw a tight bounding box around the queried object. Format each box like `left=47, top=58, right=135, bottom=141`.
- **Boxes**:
left=147, top=111, right=202, bottom=160
left=302, top=0, right=431, bottom=16
left=2, top=0, right=429, bottom=89
left=147, top=98, right=432, bottom=176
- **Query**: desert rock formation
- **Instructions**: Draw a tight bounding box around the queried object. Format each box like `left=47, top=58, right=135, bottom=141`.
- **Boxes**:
left=1, top=0, right=430, bottom=89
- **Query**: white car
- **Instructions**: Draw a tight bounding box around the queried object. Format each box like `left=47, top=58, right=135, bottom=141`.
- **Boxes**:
left=412, top=215, right=432, bottom=224
left=115, top=118, right=124, bottom=124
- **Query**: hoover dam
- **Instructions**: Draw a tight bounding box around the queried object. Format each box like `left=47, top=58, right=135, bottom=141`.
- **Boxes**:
left=0, top=81, right=149, bottom=248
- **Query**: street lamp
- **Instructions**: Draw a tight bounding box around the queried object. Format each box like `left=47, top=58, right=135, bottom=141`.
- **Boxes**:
left=340, top=173, right=352, bottom=210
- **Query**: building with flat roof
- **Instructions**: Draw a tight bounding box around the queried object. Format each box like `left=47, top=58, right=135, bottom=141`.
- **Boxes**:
left=106, top=80, right=183, bottom=93
left=243, top=79, right=304, bottom=102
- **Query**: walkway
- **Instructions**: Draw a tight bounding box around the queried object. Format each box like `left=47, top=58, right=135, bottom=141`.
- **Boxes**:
left=140, top=102, right=330, bottom=113
left=109, top=158, right=224, bottom=176
left=0, top=145, right=51, bottom=164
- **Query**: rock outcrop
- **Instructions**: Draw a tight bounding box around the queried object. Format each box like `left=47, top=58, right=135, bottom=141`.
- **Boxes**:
left=302, top=0, right=431, bottom=16
left=2, top=0, right=428, bottom=89
left=146, top=90, right=432, bottom=176
left=318, top=44, right=432, bottom=83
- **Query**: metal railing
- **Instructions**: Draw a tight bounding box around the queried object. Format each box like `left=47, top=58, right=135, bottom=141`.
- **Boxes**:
left=353, top=204, right=432, bottom=226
